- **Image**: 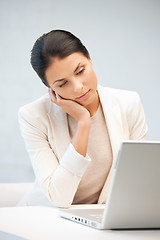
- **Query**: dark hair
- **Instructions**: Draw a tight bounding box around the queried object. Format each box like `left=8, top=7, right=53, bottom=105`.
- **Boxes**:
left=30, top=30, right=90, bottom=87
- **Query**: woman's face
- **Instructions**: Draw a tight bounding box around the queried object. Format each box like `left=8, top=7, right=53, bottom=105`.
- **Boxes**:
left=45, top=52, right=98, bottom=108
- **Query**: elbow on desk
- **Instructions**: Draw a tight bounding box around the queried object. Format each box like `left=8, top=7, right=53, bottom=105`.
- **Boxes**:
left=42, top=175, right=78, bottom=209
left=56, top=202, right=72, bottom=209
left=45, top=186, right=73, bottom=209
left=49, top=196, right=72, bottom=209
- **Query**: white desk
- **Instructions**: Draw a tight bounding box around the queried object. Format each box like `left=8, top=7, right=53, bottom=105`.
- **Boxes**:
left=0, top=205, right=160, bottom=240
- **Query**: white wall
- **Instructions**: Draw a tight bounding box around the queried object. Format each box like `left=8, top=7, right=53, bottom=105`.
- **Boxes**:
left=0, top=0, right=160, bottom=182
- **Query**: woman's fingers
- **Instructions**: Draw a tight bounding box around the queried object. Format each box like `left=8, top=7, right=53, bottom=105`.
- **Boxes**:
left=49, top=88, right=62, bottom=103
left=49, top=88, right=56, bottom=102
left=55, top=92, right=60, bottom=102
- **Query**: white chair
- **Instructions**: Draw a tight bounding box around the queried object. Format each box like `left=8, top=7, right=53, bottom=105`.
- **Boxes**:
left=0, top=182, right=33, bottom=207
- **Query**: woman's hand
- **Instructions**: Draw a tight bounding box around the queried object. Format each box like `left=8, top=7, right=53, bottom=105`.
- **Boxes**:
left=49, top=88, right=90, bottom=123
left=49, top=88, right=91, bottom=156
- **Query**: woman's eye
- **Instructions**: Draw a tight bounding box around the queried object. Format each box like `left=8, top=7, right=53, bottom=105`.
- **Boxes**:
left=59, top=81, right=67, bottom=88
left=76, top=68, right=85, bottom=75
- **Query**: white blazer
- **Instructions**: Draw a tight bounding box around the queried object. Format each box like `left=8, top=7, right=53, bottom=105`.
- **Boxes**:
left=18, top=85, right=148, bottom=207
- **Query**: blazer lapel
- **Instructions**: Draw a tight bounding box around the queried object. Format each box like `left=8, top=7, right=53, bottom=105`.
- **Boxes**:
left=97, top=86, right=123, bottom=203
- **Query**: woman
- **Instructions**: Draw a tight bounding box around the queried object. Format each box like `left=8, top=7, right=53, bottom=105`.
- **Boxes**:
left=18, top=30, right=148, bottom=207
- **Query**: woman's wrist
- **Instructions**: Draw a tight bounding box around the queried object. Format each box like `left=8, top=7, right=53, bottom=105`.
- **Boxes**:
left=72, top=118, right=91, bottom=157
left=77, top=118, right=91, bottom=128
left=77, top=112, right=91, bottom=126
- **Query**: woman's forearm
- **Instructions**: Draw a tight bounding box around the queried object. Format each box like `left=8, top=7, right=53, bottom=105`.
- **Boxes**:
left=71, top=119, right=91, bottom=157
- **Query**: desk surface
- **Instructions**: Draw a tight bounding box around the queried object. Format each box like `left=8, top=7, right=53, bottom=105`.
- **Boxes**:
left=0, top=205, right=160, bottom=240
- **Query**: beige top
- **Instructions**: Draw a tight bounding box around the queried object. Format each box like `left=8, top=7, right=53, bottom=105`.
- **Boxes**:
left=67, top=103, right=113, bottom=204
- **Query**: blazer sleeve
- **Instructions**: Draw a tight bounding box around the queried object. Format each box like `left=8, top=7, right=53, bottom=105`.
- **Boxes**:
left=127, top=92, right=148, bottom=140
left=18, top=107, right=91, bottom=208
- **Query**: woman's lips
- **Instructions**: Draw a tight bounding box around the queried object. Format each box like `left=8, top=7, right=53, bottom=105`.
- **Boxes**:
left=76, top=90, right=90, bottom=100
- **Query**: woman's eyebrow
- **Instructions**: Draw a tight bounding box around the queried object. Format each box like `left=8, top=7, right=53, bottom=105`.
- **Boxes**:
left=53, top=62, right=81, bottom=85
left=53, top=78, right=65, bottom=84
left=74, top=62, right=81, bottom=72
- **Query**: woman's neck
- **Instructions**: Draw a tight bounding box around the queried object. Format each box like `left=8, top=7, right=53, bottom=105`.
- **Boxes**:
left=86, top=91, right=100, bottom=117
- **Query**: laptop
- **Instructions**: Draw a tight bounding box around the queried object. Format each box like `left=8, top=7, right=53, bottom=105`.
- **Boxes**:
left=59, top=141, right=160, bottom=229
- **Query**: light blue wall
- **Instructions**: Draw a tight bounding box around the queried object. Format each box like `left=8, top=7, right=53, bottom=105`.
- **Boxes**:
left=0, top=0, right=160, bottom=182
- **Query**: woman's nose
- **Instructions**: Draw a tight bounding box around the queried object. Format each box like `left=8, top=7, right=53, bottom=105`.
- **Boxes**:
left=73, top=79, right=84, bottom=92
